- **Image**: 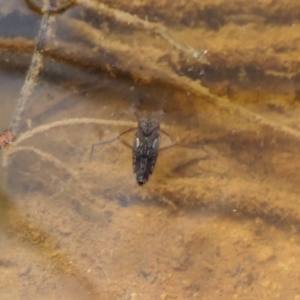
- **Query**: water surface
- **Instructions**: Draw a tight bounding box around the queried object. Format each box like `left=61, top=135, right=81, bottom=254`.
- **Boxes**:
left=1, top=0, right=300, bottom=299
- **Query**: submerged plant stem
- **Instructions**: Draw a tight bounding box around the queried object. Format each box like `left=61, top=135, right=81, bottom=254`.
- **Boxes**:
left=13, top=118, right=137, bottom=146
left=2, top=29, right=300, bottom=143
left=10, top=0, right=55, bottom=136
left=78, top=0, right=209, bottom=64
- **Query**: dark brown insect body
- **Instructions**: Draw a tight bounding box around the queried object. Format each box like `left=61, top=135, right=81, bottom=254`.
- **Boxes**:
left=133, top=119, right=160, bottom=186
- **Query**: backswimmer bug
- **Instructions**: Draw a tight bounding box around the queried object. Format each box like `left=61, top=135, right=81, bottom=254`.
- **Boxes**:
left=90, top=118, right=215, bottom=186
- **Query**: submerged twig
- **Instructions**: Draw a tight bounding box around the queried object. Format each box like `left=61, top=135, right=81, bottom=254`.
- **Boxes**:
left=57, top=17, right=300, bottom=143
left=13, top=118, right=137, bottom=146
left=10, top=0, right=55, bottom=136
left=1, top=12, right=299, bottom=145
left=3, top=146, right=78, bottom=174
left=78, top=0, right=209, bottom=65
left=2, top=28, right=300, bottom=143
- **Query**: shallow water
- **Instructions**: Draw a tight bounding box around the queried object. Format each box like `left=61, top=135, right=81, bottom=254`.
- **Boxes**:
left=1, top=0, right=300, bottom=299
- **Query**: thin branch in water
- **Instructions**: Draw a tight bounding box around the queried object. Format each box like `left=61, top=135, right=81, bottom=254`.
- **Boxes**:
left=49, top=17, right=300, bottom=144
left=3, top=146, right=78, bottom=174
left=2, top=31, right=300, bottom=145
left=13, top=118, right=137, bottom=146
left=78, top=0, right=209, bottom=64
left=10, top=0, right=55, bottom=136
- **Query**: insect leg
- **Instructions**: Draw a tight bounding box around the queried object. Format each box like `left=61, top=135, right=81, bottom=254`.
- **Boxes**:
left=90, top=127, right=137, bottom=159
left=159, top=128, right=217, bottom=158
left=117, top=127, right=139, bottom=149
left=177, top=143, right=218, bottom=159
left=159, top=128, right=174, bottom=143
left=158, top=144, right=176, bottom=152
left=157, top=128, right=176, bottom=152
left=90, top=137, right=119, bottom=160
left=118, top=137, right=134, bottom=150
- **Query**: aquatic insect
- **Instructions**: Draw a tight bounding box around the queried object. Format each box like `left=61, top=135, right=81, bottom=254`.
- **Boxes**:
left=90, top=118, right=213, bottom=185
left=133, top=119, right=160, bottom=185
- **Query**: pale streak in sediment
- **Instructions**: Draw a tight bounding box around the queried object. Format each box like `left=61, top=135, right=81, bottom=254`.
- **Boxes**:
left=10, top=0, right=55, bottom=136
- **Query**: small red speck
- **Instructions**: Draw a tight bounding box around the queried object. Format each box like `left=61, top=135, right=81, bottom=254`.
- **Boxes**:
left=0, top=130, right=14, bottom=148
